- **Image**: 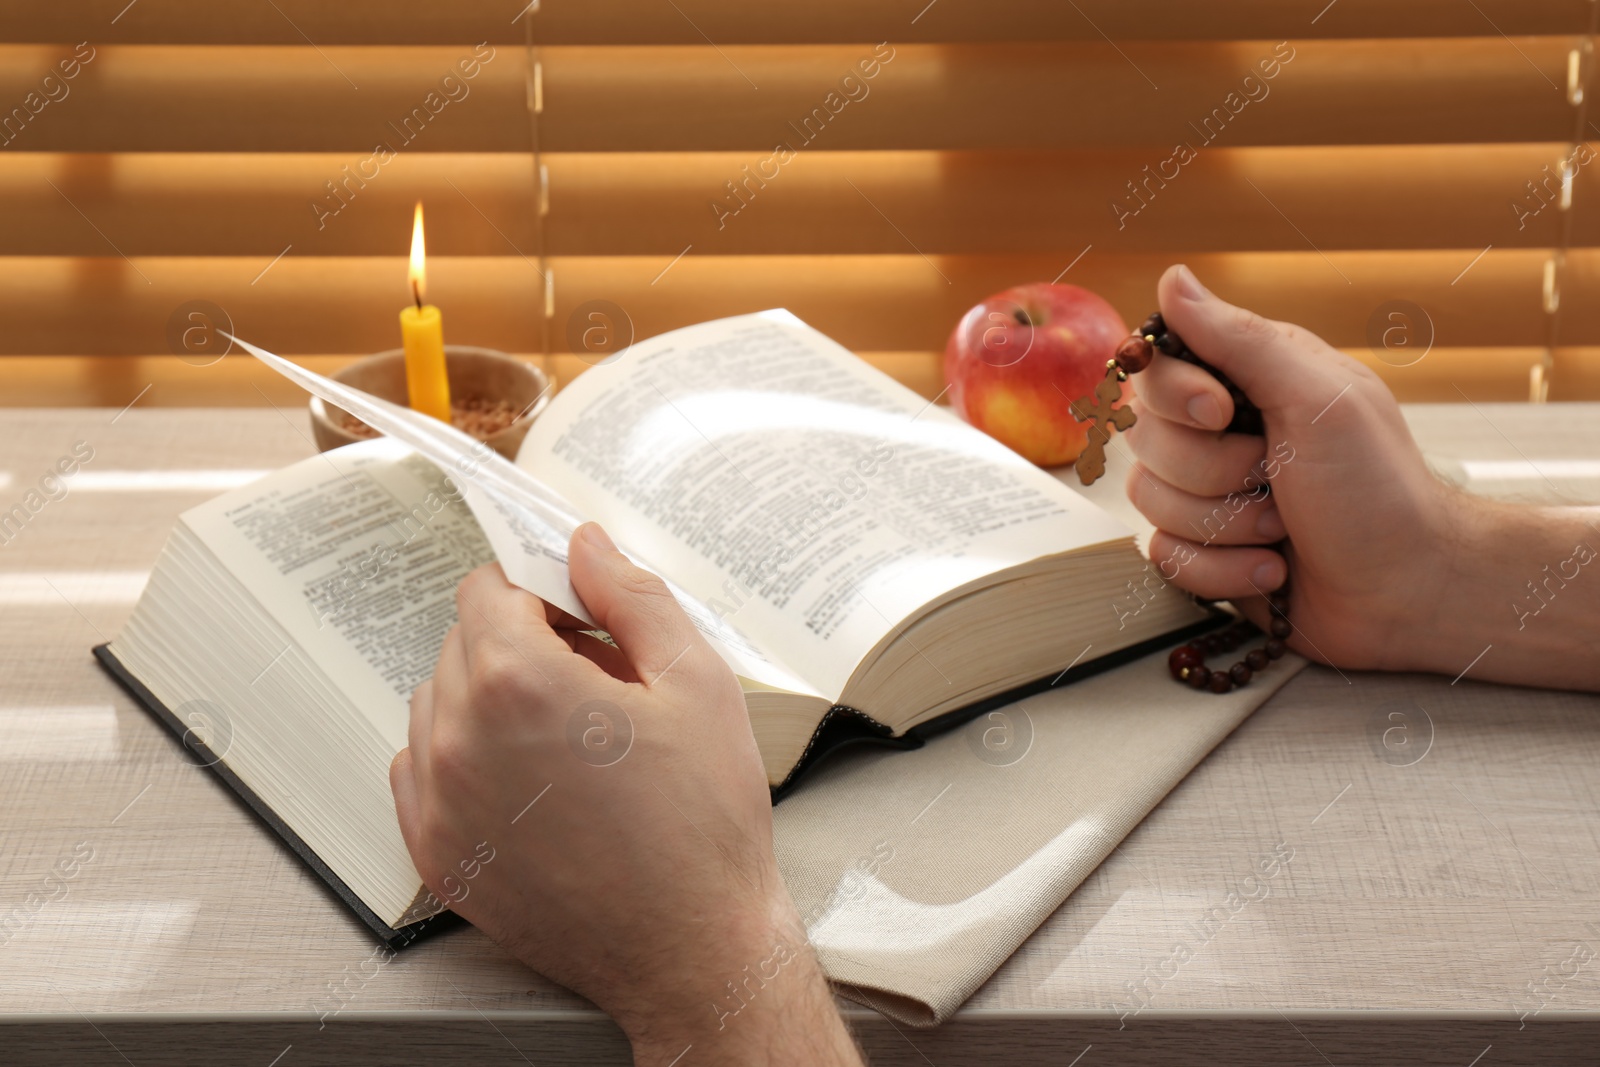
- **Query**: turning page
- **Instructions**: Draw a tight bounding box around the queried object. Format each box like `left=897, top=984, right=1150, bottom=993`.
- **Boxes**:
left=228, top=334, right=594, bottom=622
left=517, top=311, right=1132, bottom=699
left=231, top=334, right=810, bottom=696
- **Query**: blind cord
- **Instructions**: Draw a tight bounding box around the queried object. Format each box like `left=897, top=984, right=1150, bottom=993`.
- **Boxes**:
left=523, top=6, right=551, bottom=363
left=1542, top=6, right=1600, bottom=401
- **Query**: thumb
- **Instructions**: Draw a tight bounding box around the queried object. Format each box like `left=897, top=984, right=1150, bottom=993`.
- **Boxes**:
left=566, top=521, right=710, bottom=688
left=1156, top=264, right=1349, bottom=421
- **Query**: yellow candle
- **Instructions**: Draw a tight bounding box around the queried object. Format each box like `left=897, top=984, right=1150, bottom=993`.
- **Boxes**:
left=401, top=201, right=451, bottom=422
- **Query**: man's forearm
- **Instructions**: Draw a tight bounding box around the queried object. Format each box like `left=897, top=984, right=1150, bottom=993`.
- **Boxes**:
left=628, top=947, right=862, bottom=1066
left=1420, top=496, right=1600, bottom=692
left=621, top=898, right=864, bottom=1067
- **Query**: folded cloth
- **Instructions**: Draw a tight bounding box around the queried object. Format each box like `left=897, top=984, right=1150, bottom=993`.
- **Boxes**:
left=773, top=644, right=1308, bottom=1026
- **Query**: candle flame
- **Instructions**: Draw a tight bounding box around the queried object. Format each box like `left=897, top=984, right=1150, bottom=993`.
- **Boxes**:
left=408, top=201, right=426, bottom=308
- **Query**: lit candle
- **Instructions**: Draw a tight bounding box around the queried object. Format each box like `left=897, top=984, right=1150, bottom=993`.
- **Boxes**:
left=400, top=201, right=451, bottom=422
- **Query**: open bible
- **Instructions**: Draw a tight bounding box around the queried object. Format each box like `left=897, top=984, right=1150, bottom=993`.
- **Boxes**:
left=98, top=310, right=1211, bottom=943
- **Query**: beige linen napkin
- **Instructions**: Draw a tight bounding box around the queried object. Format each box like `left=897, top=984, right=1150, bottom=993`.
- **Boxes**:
left=772, top=644, right=1307, bottom=1026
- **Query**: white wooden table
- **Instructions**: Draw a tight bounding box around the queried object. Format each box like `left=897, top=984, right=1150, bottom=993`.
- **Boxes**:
left=1, top=404, right=1598, bottom=1065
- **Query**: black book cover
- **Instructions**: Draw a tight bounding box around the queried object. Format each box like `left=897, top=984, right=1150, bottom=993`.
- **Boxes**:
left=768, top=608, right=1229, bottom=799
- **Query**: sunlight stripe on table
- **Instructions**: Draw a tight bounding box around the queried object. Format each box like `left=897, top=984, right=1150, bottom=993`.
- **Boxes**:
left=1460, top=459, right=1600, bottom=480
left=0, top=705, right=120, bottom=761
left=0, top=570, right=150, bottom=605
left=69, top=470, right=273, bottom=492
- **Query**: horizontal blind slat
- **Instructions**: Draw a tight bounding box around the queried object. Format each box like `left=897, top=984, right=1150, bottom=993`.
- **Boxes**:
left=0, top=44, right=527, bottom=152
left=547, top=145, right=1585, bottom=255
left=0, top=153, right=538, bottom=256
left=529, top=0, right=1596, bottom=44
left=0, top=349, right=1580, bottom=407
left=550, top=251, right=1558, bottom=351
left=0, top=251, right=1571, bottom=356
left=0, top=146, right=1584, bottom=257
left=0, top=41, right=1573, bottom=152
left=539, top=40, right=1574, bottom=150
left=0, top=1, right=1588, bottom=44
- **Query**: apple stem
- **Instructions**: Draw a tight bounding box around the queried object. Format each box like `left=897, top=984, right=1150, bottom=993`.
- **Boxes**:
left=1013, top=308, right=1033, bottom=327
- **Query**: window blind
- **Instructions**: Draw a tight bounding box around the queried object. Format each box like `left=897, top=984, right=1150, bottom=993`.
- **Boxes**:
left=1, top=1, right=1596, bottom=407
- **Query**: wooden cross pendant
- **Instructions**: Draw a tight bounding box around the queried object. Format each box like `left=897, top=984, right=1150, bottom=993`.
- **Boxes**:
left=1067, top=361, right=1136, bottom=486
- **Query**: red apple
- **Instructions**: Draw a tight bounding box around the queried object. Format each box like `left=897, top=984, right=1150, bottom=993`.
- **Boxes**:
left=943, top=282, right=1129, bottom=467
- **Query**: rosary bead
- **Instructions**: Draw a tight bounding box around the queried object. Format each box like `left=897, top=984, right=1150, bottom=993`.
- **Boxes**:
left=1168, top=645, right=1203, bottom=679
left=1114, top=334, right=1155, bottom=375
left=1154, top=331, right=1185, bottom=356
left=1141, top=312, right=1165, bottom=338
left=1173, top=618, right=1282, bottom=695
left=1269, top=592, right=1290, bottom=618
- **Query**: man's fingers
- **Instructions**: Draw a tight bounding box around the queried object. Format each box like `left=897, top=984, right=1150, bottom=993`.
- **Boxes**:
left=408, top=676, right=437, bottom=787
left=542, top=600, right=591, bottom=631
left=1135, top=350, right=1234, bottom=431
left=414, top=623, right=464, bottom=774
left=570, top=630, right=643, bottom=683
left=1125, top=410, right=1267, bottom=498
left=1149, top=530, right=1288, bottom=601
left=390, top=747, right=425, bottom=863
left=1126, top=463, right=1286, bottom=546
left=1155, top=264, right=1348, bottom=417
left=541, top=597, right=640, bottom=679
left=567, top=522, right=710, bottom=688
left=454, top=563, right=574, bottom=683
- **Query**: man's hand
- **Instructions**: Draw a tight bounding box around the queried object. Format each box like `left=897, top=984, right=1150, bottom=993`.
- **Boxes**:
left=390, top=523, right=863, bottom=1066
left=1127, top=264, right=1600, bottom=691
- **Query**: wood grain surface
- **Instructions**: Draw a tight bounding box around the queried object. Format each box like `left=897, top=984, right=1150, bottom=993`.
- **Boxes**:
left=1, top=402, right=1597, bottom=1065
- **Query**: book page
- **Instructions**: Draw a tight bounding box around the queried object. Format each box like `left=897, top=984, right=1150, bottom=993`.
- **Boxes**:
left=229, top=334, right=807, bottom=694
left=179, top=439, right=495, bottom=749
left=517, top=311, right=1132, bottom=698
